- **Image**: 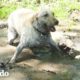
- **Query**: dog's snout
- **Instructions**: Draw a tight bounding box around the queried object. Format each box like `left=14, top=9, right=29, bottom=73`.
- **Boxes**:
left=55, top=20, right=59, bottom=25
left=50, top=26, right=56, bottom=32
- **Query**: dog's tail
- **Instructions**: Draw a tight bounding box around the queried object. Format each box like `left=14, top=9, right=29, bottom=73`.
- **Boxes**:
left=0, top=21, right=8, bottom=29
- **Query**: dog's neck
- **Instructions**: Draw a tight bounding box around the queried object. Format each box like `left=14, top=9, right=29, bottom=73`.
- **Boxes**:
left=33, top=26, right=49, bottom=36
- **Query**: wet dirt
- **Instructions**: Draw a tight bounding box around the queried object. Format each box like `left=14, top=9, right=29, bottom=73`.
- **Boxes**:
left=0, top=26, right=80, bottom=80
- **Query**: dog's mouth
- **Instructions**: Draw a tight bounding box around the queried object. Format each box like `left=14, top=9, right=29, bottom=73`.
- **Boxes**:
left=49, top=19, right=59, bottom=32
left=49, top=26, right=56, bottom=32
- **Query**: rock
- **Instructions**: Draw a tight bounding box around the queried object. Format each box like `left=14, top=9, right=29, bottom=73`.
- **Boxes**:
left=51, top=31, right=80, bottom=57
left=51, top=31, right=73, bottom=48
left=69, top=9, right=80, bottom=22
left=0, top=62, right=6, bottom=69
left=0, top=21, right=7, bottom=29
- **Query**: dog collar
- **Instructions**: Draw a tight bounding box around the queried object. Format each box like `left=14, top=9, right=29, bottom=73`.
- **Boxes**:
left=33, top=26, right=49, bottom=36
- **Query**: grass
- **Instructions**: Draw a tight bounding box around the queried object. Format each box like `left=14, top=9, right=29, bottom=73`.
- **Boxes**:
left=0, top=0, right=80, bottom=19
left=51, top=0, right=80, bottom=19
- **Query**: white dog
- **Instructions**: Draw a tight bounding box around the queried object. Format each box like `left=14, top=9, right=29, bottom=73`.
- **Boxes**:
left=6, top=8, right=60, bottom=63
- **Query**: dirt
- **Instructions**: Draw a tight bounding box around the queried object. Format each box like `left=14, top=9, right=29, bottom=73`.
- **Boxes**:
left=0, top=22, right=80, bottom=80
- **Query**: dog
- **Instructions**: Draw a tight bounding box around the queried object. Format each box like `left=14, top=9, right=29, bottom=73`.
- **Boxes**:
left=7, top=8, right=61, bottom=63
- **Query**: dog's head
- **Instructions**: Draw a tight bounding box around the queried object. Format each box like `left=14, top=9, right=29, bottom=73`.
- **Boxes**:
left=32, top=9, right=59, bottom=35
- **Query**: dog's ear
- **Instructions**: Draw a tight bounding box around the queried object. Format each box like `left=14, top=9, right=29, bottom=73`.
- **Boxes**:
left=32, top=13, right=39, bottom=30
left=32, top=13, right=48, bottom=35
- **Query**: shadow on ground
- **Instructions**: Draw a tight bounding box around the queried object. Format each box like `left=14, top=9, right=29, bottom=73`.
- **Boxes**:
left=0, top=28, right=80, bottom=80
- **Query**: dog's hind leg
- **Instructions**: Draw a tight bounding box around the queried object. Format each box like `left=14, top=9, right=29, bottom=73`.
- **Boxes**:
left=9, top=35, right=29, bottom=63
left=8, top=27, right=18, bottom=45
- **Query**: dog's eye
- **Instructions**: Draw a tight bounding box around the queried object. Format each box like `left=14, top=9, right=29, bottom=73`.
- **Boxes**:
left=44, top=13, right=48, bottom=17
left=43, top=23, right=47, bottom=27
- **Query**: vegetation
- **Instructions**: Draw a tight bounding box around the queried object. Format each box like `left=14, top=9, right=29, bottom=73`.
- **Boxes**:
left=0, top=0, right=80, bottom=19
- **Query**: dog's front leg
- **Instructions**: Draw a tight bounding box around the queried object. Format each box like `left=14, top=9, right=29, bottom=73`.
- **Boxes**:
left=9, top=43, right=24, bottom=63
left=47, top=36, right=62, bottom=56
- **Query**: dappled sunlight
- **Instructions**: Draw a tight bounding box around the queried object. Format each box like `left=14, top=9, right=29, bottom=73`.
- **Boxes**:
left=0, top=45, right=15, bottom=55
left=0, top=3, right=80, bottom=79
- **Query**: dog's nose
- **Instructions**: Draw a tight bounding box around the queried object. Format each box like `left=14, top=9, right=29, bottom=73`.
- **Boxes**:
left=55, top=20, right=59, bottom=25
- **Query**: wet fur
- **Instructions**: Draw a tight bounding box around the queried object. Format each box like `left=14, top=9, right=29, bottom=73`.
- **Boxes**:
left=7, top=8, right=60, bottom=63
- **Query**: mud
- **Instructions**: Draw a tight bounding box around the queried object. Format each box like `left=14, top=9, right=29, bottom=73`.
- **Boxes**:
left=0, top=24, right=80, bottom=80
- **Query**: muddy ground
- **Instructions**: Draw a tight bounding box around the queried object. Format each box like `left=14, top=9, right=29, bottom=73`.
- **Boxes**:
left=0, top=20, right=80, bottom=80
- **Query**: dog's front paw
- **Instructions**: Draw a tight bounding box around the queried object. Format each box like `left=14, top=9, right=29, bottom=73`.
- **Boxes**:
left=9, top=58, right=16, bottom=64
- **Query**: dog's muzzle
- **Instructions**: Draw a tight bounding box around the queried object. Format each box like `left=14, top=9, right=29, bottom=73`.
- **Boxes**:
left=54, top=20, right=59, bottom=25
left=50, top=26, right=56, bottom=32
left=50, top=20, right=59, bottom=32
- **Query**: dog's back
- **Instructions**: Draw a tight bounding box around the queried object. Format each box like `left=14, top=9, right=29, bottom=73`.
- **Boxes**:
left=8, top=8, right=35, bottom=35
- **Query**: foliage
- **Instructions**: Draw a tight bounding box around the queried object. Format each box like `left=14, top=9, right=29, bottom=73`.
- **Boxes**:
left=0, top=0, right=80, bottom=19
